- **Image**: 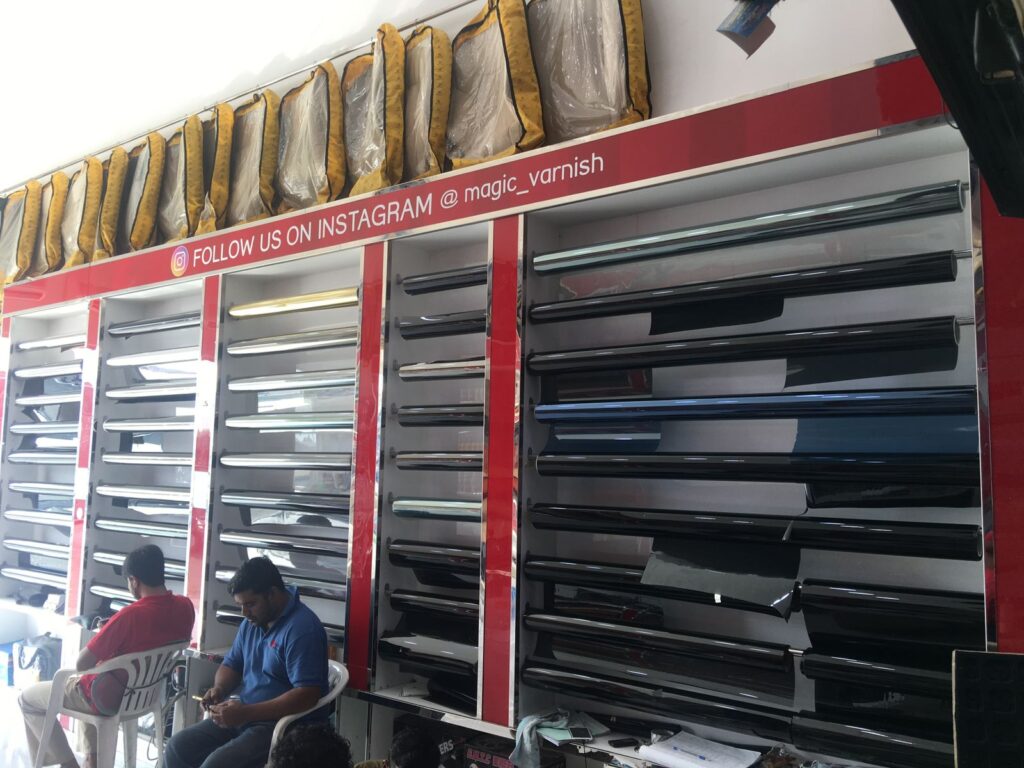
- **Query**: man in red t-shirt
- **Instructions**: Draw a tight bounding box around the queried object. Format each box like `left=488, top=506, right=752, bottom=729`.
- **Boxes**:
left=19, top=544, right=194, bottom=768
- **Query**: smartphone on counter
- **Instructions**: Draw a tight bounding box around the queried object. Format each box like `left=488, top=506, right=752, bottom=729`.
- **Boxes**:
left=569, top=727, right=593, bottom=742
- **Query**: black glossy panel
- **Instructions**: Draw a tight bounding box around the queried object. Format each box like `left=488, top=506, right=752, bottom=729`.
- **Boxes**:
left=802, top=652, right=951, bottom=697
left=789, top=518, right=980, bottom=560
left=390, top=589, right=479, bottom=619
left=394, top=452, right=484, bottom=471
left=397, top=310, right=486, bottom=339
left=396, top=404, right=485, bottom=427
left=402, top=264, right=488, bottom=295
left=792, top=713, right=952, bottom=768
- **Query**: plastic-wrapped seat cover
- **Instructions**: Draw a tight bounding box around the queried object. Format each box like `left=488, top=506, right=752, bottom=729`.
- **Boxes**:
left=197, top=103, right=235, bottom=233
left=0, top=182, right=42, bottom=284
left=158, top=116, right=204, bottom=242
left=28, top=173, right=69, bottom=277
left=276, top=63, right=344, bottom=213
left=227, top=91, right=281, bottom=227
left=447, top=0, right=544, bottom=168
left=527, top=0, right=651, bottom=143
left=404, top=25, right=452, bottom=181
left=343, top=24, right=406, bottom=196
left=118, top=133, right=166, bottom=253
left=61, top=158, right=104, bottom=268
left=93, top=148, right=129, bottom=260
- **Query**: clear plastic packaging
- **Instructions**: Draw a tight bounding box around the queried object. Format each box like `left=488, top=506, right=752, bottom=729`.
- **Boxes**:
left=61, top=158, right=103, bottom=268
left=527, top=0, right=651, bottom=143
left=447, top=0, right=544, bottom=168
left=227, top=91, right=281, bottom=226
left=158, top=116, right=204, bottom=242
left=197, top=103, right=235, bottom=233
left=119, top=133, right=166, bottom=253
left=93, top=147, right=128, bottom=260
left=28, top=180, right=55, bottom=277
left=404, top=26, right=452, bottom=180
left=0, top=183, right=42, bottom=284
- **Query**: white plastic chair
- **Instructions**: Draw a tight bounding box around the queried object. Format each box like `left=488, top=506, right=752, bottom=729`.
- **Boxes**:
left=33, top=640, right=188, bottom=768
left=265, top=660, right=349, bottom=766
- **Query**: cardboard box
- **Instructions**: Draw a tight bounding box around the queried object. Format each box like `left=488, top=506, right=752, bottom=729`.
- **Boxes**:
left=466, top=735, right=564, bottom=768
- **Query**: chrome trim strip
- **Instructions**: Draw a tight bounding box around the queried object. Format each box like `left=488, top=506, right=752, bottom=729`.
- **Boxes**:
left=220, top=490, right=349, bottom=514
left=390, top=589, right=479, bottom=618
left=8, top=481, right=74, bottom=497
left=102, top=416, right=194, bottom=432
left=9, top=421, right=80, bottom=435
left=532, top=181, right=965, bottom=274
left=95, top=484, right=192, bottom=503
left=15, top=393, right=81, bottom=407
left=225, top=411, right=354, bottom=431
left=107, top=311, right=201, bottom=337
left=219, top=529, right=348, bottom=553
left=106, top=346, right=197, bottom=368
left=94, top=550, right=186, bottom=577
left=94, top=518, right=188, bottom=538
left=3, top=509, right=72, bottom=527
left=394, top=452, right=484, bottom=471
left=392, top=498, right=482, bottom=522
left=228, top=369, right=355, bottom=393
left=220, top=453, right=352, bottom=470
left=2, top=539, right=70, bottom=559
left=12, top=361, right=82, bottom=379
left=395, top=404, right=484, bottom=427
left=1, top=567, right=66, bottom=589
left=214, top=568, right=346, bottom=600
left=8, top=451, right=76, bottom=465
left=228, top=287, right=359, bottom=318
left=16, top=333, right=87, bottom=350
left=397, top=310, right=486, bottom=340
left=226, top=325, right=359, bottom=357
left=102, top=452, right=193, bottom=467
left=397, top=357, right=486, bottom=381
left=216, top=607, right=346, bottom=642
left=387, top=540, right=481, bottom=574
left=90, top=584, right=134, bottom=602
left=127, top=502, right=191, bottom=517
left=105, top=381, right=197, bottom=401
left=400, top=264, right=488, bottom=295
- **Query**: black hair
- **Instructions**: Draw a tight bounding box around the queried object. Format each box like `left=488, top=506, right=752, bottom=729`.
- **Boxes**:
left=270, top=723, right=352, bottom=768
left=390, top=729, right=441, bottom=768
left=124, top=544, right=165, bottom=587
left=228, top=555, right=286, bottom=595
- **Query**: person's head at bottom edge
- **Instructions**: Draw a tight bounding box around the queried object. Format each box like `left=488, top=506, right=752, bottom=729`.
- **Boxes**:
left=271, top=722, right=352, bottom=768
left=391, top=729, right=442, bottom=768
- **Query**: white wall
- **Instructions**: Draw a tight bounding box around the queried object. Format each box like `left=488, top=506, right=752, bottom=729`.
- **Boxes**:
left=0, top=0, right=912, bottom=192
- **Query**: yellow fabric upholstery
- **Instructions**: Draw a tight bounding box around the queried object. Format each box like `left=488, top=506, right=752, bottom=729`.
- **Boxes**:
left=0, top=182, right=42, bottom=284
left=197, top=103, right=235, bottom=233
left=61, top=158, right=103, bottom=268
left=120, top=133, right=166, bottom=253
left=404, top=25, right=452, bottom=181
left=93, top=148, right=129, bottom=260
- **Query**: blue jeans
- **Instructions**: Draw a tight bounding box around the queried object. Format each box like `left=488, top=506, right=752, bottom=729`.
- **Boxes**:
left=165, top=718, right=275, bottom=768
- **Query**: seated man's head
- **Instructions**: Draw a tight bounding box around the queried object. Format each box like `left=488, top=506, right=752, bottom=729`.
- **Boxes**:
left=391, top=729, right=441, bottom=768
left=124, top=544, right=166, bottom=599
left=228, top=556, right=289, bottom=629
left=270, top=722, right=352, bottom=768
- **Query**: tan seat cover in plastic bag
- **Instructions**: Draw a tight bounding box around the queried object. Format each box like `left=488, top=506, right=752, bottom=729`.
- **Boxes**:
left=197, top=103, right=235, bottom=233
left=447, top=0, right=544, bottom=169
left=61, top=158, right=103, bottom=268
left=158, top=116, right=205, bottom=242
left=527, top=0, right=651, bottom=143
left=343, top=23, right=406, bottom=196
left=93, top=148, right=129, bottom=260
left=227, top=91, right=281, bottom=227
left=0, top=182, right=42, bottom=284
left=28, top=173, right=69, bottom=277
left=119, top=133, right=166, bottom=253
left=276, top=63, right=345, bottom=213
left=404, top=25, right=452, bottom=181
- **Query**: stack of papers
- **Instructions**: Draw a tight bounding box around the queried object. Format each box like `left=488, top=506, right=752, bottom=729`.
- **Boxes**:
left=637, top=731, right=761, bottom=768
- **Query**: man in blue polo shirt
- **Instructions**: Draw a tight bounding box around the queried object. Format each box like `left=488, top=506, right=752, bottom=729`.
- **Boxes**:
left=165, top=556, right=329, bottom=768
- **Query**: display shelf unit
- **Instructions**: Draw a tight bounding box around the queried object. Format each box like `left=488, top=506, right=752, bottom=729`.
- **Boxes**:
left=1, top=55, right=1019, bottom=768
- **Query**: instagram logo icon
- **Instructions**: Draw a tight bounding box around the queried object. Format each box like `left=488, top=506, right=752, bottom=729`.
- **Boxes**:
left=170, top=246, right=189, bottom=277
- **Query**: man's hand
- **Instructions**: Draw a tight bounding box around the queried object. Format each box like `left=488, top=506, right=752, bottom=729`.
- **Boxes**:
left=201, top=685, right=226, bottom=711
left=209, top=699, right=248, bottom=729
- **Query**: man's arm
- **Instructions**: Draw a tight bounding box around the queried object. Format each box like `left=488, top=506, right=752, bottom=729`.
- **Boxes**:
left=75, top=646, right=98, bottom=672
left=202, top=664, right=243, bottom=709
left=210, top=686, right=321, bottom=727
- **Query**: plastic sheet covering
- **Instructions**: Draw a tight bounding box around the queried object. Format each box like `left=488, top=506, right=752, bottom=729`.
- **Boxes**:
left=276, top=63, right=344, bottom=212
left=61, top=158, right=103, bottom=268
left=227, top=91, right=281, bottom=226
left=0, top=182, right=42, bottom=284
left=404, top=26, right=452, bottom=180
left=119, top=133, right=166, bottom=253
left=197, top=103, right=235, bottom=233
left=447, top=0, right=544, bottom=168
left=158, top=116, right=204, bottom=242
left=28, top=180, right=53, bottom=277
left=93, top=148, right=128, bottom=260
left=527, top=0, right=651, bottom=143
left=343, top=23, right=406, bottom=196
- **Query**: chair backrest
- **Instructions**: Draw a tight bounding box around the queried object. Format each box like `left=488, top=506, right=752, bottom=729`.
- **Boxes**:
left=90, top=640, right=188, bottom=719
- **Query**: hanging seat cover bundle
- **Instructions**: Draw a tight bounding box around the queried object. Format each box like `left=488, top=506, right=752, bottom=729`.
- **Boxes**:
left=28, top=173, right=69, bottom=277
left=343, top=24, right=406, bottom=196
left=197, top=103, right=235, bottom=233
left=227, top=91, right=281, bottom=226
left=158, top=116, right=205, bottom=242
left=61, top=158, right=104, bottom=268
left=93, top=148, right=129, bottom=260
left=118, top=133, right=167, bottom=253
left=527, top=0, right=651, bottom=143
left=447, top=0, right=544, bottom=169
left=404, top=25, right=452, bottom=180
left=0, top=182, right=42, bottom=284
left=276, top=63, right=345, bottom=212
